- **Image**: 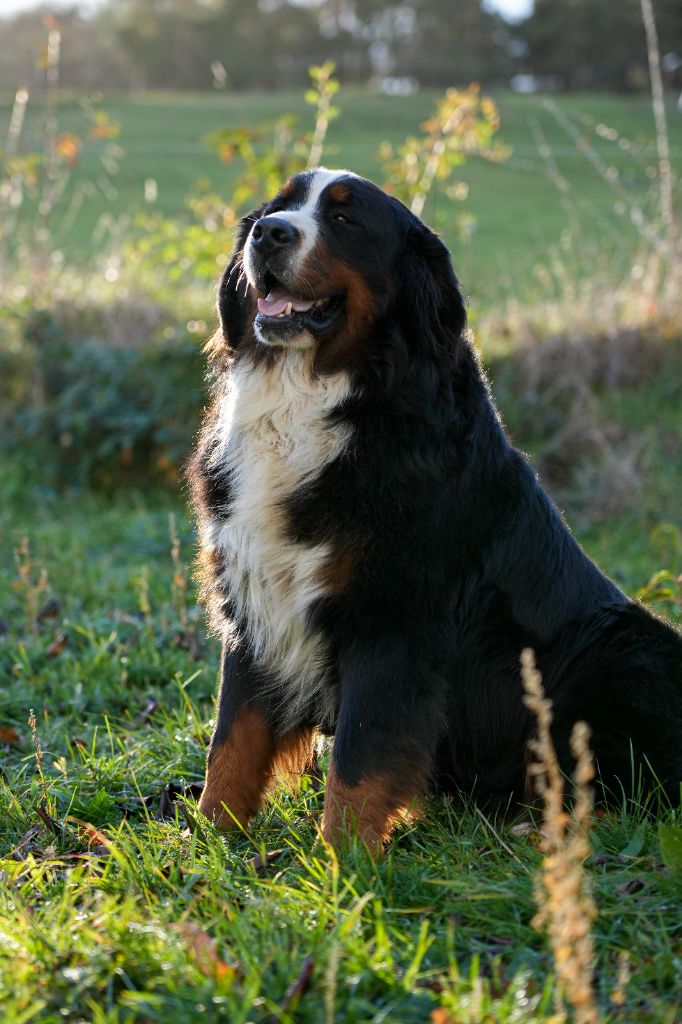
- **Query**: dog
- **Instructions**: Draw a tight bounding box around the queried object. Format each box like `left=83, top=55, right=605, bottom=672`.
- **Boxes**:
left=189, top=167, right=682, bottom=850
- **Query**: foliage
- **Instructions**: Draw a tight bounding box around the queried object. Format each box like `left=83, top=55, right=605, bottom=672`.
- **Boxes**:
left=2, top=0, right=681, bottom=95
left=521, top=0, right=682, bottom=92
left=378, top=83, right=508, bottom=220
left=3, top=306, right=204, bottom=488
left=0, top=0, right=515, bottom=94
left=6, top=0, right=682, bottom=96
left=635, top=569, right=682, bottom=622
left=345, top=0, right=516, bottom=87
left=0, top=83, right=123, bottom=264
left=124, top=70, right=506, bottom=289
left=202, top=62, right=340, bottom=208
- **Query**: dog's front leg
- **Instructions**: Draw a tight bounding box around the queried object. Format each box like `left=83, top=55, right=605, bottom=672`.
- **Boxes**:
left=322, top=639, right=437, bottom=853
left=198, top=641, right=315, bottom=830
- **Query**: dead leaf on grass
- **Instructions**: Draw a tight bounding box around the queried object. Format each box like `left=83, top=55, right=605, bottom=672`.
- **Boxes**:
left=46, top=632, right=68, bottom=657
left=35, top=804, right=62, bottom=836
left=274, top=955, right=314, bottom=1019
left=65, top=816, right=112, bottom=851
left=509, top=821, right=534, bottom=837
left=0, top=726, right=21, bottom=744
left=617, top=878, right=646, bottom=896
left=173, top=921, right=238, bottom=981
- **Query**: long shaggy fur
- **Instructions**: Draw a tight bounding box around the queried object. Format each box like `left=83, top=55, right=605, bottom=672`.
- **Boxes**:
left=189, top=168, right=682, bottom=848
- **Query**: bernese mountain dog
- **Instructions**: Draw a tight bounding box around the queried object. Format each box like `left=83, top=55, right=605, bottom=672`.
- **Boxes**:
left=189, top=167, right=682, bottom=851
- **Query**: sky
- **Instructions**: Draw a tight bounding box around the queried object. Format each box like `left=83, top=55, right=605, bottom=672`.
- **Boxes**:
left=1, top=0, right=535, bottom=20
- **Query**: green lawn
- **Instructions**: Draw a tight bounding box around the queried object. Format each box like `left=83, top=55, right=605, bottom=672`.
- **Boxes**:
left=2, top=87, right=682, bottom=306
left=0, top=476, right=680, bottom=1023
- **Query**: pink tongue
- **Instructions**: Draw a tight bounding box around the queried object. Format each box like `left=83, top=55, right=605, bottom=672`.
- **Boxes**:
left=257, top=289, right=315, bottom=316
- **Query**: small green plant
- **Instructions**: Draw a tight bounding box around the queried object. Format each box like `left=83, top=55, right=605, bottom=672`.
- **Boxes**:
left=126, top=63, right=342, bottom=284
left=125, top=71, right=505, bottom=291
left=0, top=37, right=123, bottom=272
left=13, top=535, right=48, bottom=637
left=305, top=60, right=341, bottom=168
left=378, top=83, right=508, bottom=220
left=635, top=569, right=682, bottom=622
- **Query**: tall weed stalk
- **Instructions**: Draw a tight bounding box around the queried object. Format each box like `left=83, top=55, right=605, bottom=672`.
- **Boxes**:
left=521, top=648, right=599, bottom=1024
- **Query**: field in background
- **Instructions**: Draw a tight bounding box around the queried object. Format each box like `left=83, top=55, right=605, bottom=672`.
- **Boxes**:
left=2, top=88, right=682, bottom=307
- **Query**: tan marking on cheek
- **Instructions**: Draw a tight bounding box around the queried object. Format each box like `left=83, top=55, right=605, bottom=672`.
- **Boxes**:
left=198, top=706, right=274, bottom=829
left=342, top=265, right=376, bottom=327
left=322, top=764, right=423, bottom=853
left=301, top=249, right=378, bottom=374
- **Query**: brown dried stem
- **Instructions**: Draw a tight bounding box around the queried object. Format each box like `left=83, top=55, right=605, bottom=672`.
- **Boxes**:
left=521, top=648, right=598, bottom=1024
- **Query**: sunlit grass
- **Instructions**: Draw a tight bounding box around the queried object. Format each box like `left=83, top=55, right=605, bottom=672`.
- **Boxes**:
left=0, top=477, right=680, bottom=1022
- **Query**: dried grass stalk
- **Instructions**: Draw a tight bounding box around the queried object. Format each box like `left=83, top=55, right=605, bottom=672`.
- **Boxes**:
left=521, top=648, right=599, bottom=1024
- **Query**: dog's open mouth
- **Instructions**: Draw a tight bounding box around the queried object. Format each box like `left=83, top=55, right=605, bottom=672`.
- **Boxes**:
left=255, top=276, right=344, bottom=341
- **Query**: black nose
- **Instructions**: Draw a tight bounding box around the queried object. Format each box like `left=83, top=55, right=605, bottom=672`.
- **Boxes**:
left=251, top=216, right=300, bottom=255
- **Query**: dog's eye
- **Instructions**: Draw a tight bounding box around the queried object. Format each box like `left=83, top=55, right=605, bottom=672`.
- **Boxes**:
left=334, top=213, right=352, bottom=226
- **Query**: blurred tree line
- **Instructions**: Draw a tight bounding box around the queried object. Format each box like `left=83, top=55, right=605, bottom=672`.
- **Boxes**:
left=0, top=0, right=680, bottom=93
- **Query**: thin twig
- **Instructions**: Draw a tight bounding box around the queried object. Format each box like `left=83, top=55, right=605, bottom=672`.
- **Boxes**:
left=640, top=0, right=676, bottom=249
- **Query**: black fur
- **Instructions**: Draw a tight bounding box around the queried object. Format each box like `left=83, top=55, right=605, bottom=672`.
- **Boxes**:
left=191, top=171, right=682, bottom=835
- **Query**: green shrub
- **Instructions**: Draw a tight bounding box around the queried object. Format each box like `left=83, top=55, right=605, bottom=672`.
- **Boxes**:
left=5, top=307, right=205, bottom=488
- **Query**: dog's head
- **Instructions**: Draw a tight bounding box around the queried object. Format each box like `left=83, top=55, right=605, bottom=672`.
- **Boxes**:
left=212, top=168, right=466, bottom=374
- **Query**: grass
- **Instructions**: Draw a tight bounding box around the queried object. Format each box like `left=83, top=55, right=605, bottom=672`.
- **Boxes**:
left=2, top=87, right=682, bottom=306
left=0, top=435, right=681, bottom=1021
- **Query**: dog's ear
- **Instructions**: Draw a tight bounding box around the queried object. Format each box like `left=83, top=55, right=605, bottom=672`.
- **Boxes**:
left=396, top=216, right=467, bottom=350
left=205, top=204, right=265, bottom=360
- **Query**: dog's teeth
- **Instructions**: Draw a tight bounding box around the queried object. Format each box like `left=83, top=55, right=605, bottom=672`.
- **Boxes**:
left=284, top=302, right=293, bottom=316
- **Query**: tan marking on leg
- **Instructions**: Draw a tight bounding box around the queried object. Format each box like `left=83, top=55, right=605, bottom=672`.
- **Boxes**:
left=271, top=725, right=317, bottom=791
left=322, top=764, right=423, bottom=853
left=198, top=707, right=274, bottom=829
left=198, top=711, right=317, bottom=830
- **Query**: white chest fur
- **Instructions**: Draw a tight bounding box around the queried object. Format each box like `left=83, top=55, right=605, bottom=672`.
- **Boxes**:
left=203, top=352, right=353, bottom=726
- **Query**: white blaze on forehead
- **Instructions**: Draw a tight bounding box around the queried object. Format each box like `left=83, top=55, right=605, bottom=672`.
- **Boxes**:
left=244, top=168, right=360, bottom=286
